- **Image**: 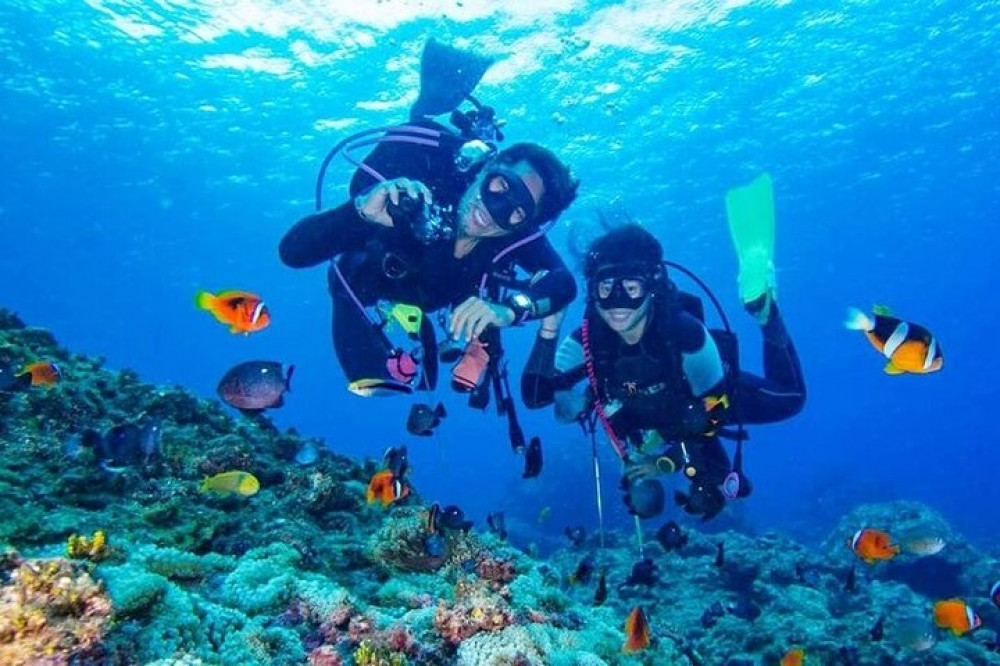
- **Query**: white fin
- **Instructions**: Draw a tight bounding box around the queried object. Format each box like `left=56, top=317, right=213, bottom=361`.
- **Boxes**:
left=844, top=307, right=874, bottom=331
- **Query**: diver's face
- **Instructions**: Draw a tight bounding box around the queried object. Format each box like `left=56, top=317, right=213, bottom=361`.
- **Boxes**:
left=459, top=160, right=544, bottom=239
left=597, top=292, right=651, bottom=336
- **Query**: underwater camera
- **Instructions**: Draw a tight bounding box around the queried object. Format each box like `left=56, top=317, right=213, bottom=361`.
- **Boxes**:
left=387, top=191, right=455, bottom=245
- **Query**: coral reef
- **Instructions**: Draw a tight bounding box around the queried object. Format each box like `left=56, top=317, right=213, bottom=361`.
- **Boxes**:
left=1, top=308, right=998, bottom=665
left=0, top=551, right=112, bottom=664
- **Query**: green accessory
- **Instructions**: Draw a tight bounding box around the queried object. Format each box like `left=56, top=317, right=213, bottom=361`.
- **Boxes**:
left=725, top=172, right=776, bottom=321
left=382, top=302, right=424, bottom=337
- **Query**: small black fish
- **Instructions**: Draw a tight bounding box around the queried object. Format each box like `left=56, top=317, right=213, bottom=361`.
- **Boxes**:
left=217, top=361, right=293, bottom=411
left=564, top=525, right=586, bottom=548
left=674, top=483, right=725, bottom=521
left=870, top=615, right=885, bottom=642
left=655, top=521, right=688, bottom=552
left=700, top=601, right=726, bottom=629
left=844, top=564, right=857, bottom=593
left=726, top=598, right=762, bottom=621
left=522, top=436, right=543, bottom=478
left=593, top=568, right=608, bottom=606
left=486, top=512, right=507, bottom=540
left=621, top=557, right=658, bottom=587
left=383, top=445, right=409, bottom=479
left=406, top=402, right=447, bottom=436
left=838, top=645, right=860, bottom=665
left=86, top=420, right=161, bottom=471
left=432, top=504, right=472, bottom=532
left=714, top=542, right=725, bottom=568
left=570, top=552, right=596, bottom=585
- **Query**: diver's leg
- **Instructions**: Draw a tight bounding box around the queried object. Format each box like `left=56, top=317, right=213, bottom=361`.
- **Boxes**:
left=330, top=277, right=393, bottom=386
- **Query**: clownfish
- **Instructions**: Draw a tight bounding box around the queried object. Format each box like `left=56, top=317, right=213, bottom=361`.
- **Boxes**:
left=780, top=647, right=805, bottom=666
left=365, top=469, right=408, bottom=507
left=848, top=528, right=901, bottom=564
left=196, top=290, right=270, bottom=335
left=933, top=598, right=982, bottom=636
left=845, top=305, right=942, bottom=375
left=18, top=361, right=61, bottom=386
left=622, top=605, right=650, bottom=653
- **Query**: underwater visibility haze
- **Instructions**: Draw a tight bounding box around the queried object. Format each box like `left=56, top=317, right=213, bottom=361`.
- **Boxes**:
left=0, top=0, right=999, bottom=664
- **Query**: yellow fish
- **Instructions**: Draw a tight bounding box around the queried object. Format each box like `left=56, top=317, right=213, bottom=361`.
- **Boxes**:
left=537, top=506, right=552, bottom=524
left=200, top=471, right=260, bottom=497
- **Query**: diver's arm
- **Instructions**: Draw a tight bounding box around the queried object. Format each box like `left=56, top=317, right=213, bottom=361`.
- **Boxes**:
left=521, top=326, right=588, bottom=416
left=278, top=203, right=372, bottom=268
left=673, top=314, right=726, bottom=398
left=512, top=238, right=578, bottom=318
left=729, top=305, right=806, bottom=424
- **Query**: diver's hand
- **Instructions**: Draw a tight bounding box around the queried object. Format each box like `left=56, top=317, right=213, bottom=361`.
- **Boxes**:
left=450, top=296, right=515, bottom=341
left=624, top=458, right=660, bottom=482
left=538, top=309, right=566, bottom=340
left=355, top=178, right=433, bottom=228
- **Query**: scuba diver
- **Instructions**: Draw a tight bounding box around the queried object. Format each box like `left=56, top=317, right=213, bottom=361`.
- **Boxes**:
left=280, top=39, right=578, bottom=406
left=520, top=175, right=806, bottom=522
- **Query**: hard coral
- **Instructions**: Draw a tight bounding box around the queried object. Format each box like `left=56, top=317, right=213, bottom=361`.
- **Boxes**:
left=368, top=509, right=445, bottom=574
left=66, top=530, right=110, bottom=562
left=0, top=553, right=112, bottom=664
left=433, top=595, right=516, bottom=646
left=475, top=555, right=517, bottom=589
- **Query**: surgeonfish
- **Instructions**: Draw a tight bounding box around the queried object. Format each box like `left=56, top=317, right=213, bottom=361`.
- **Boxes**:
left=200, top=470, right=260, bottom=497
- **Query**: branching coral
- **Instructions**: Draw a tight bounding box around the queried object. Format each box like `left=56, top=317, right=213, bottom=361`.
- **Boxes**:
left=0, top=553, right=112, bottom=664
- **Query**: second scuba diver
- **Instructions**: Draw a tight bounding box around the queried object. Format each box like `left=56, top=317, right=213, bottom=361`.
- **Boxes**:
left=521, top=179, right=806, bottom=521
left=279, top=40, right=579, bottom=399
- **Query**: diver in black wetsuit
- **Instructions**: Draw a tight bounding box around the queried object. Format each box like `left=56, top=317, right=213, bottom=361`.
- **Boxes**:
left=280, top=41, right=579, bottom=398
left=521, top=224, right=806, bottom=521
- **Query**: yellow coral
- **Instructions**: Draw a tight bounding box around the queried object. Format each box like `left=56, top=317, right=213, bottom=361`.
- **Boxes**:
left=66, top=530, right=109, bottom=562
left=353, top=639, right=407, bottom=666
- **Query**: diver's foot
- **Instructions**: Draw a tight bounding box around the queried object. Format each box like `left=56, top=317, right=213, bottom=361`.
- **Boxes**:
left=743, top=290, right=774, bottom=325
left=451, top=339, right=490, bottom=393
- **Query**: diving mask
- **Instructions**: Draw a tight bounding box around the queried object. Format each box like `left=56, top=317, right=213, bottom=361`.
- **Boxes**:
left=590, top=264, right=653, bottom=310
left=480, top=167, right=537, bottom=231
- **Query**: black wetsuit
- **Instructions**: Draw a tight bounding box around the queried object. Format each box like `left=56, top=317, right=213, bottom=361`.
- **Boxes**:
left=521, top=297, right=806, bottom=504
left=280, top=122, right=576, bottom=388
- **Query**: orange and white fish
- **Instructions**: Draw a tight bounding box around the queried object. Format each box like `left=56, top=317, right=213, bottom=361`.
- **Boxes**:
left=18, top=361, right=61, bottom=386
left=848, top=528, right=901, bottom=564
left=933, top=598, right=982, bottom=636
left=196, top=290, right=270, bottom=335
left=365, top=469, right=409, bottom=508
left=780, top=647, right=805, bottom=666
left=622, top=605, right=650, bottom=654
left=845, top=306, right=942, bottom=375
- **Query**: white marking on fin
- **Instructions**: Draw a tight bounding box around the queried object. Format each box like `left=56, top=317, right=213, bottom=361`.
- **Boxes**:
left=251, top=301, right=265, bottom=325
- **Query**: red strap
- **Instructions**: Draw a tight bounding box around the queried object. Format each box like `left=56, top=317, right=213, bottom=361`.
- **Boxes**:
left=581, top=319, right=628, bottom=461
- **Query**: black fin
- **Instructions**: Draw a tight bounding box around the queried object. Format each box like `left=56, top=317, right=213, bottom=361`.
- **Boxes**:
left=285, top=364, right=295, bottom=392
left=410, top=38, right=494, bottom=119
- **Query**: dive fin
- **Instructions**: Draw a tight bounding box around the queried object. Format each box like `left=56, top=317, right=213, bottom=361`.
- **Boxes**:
left=410, top=38, right=494, bottom=119
left=725, top=173, right=776, bottom=315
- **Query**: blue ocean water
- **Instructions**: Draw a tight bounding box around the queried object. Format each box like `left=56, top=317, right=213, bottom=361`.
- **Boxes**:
left=1, top=0, right=997, bottom=552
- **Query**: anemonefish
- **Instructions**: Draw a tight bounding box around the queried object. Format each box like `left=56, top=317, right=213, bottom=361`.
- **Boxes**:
left=18, top=361, right=61, bottom=386
left=848, top=528, right=901, bottom=564
left=196, top=290, right=270, bottom=335
left=933, top=598, right=982, bottom=636
left=990, top=581, right=1000, bottom=610
left=365, top=469, right=409, bottom=508
left=622, top=605, right=650, bottom=654
left=845, top=306, right=942, bottom=375
left=780, top=647, right=805, bottom=666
